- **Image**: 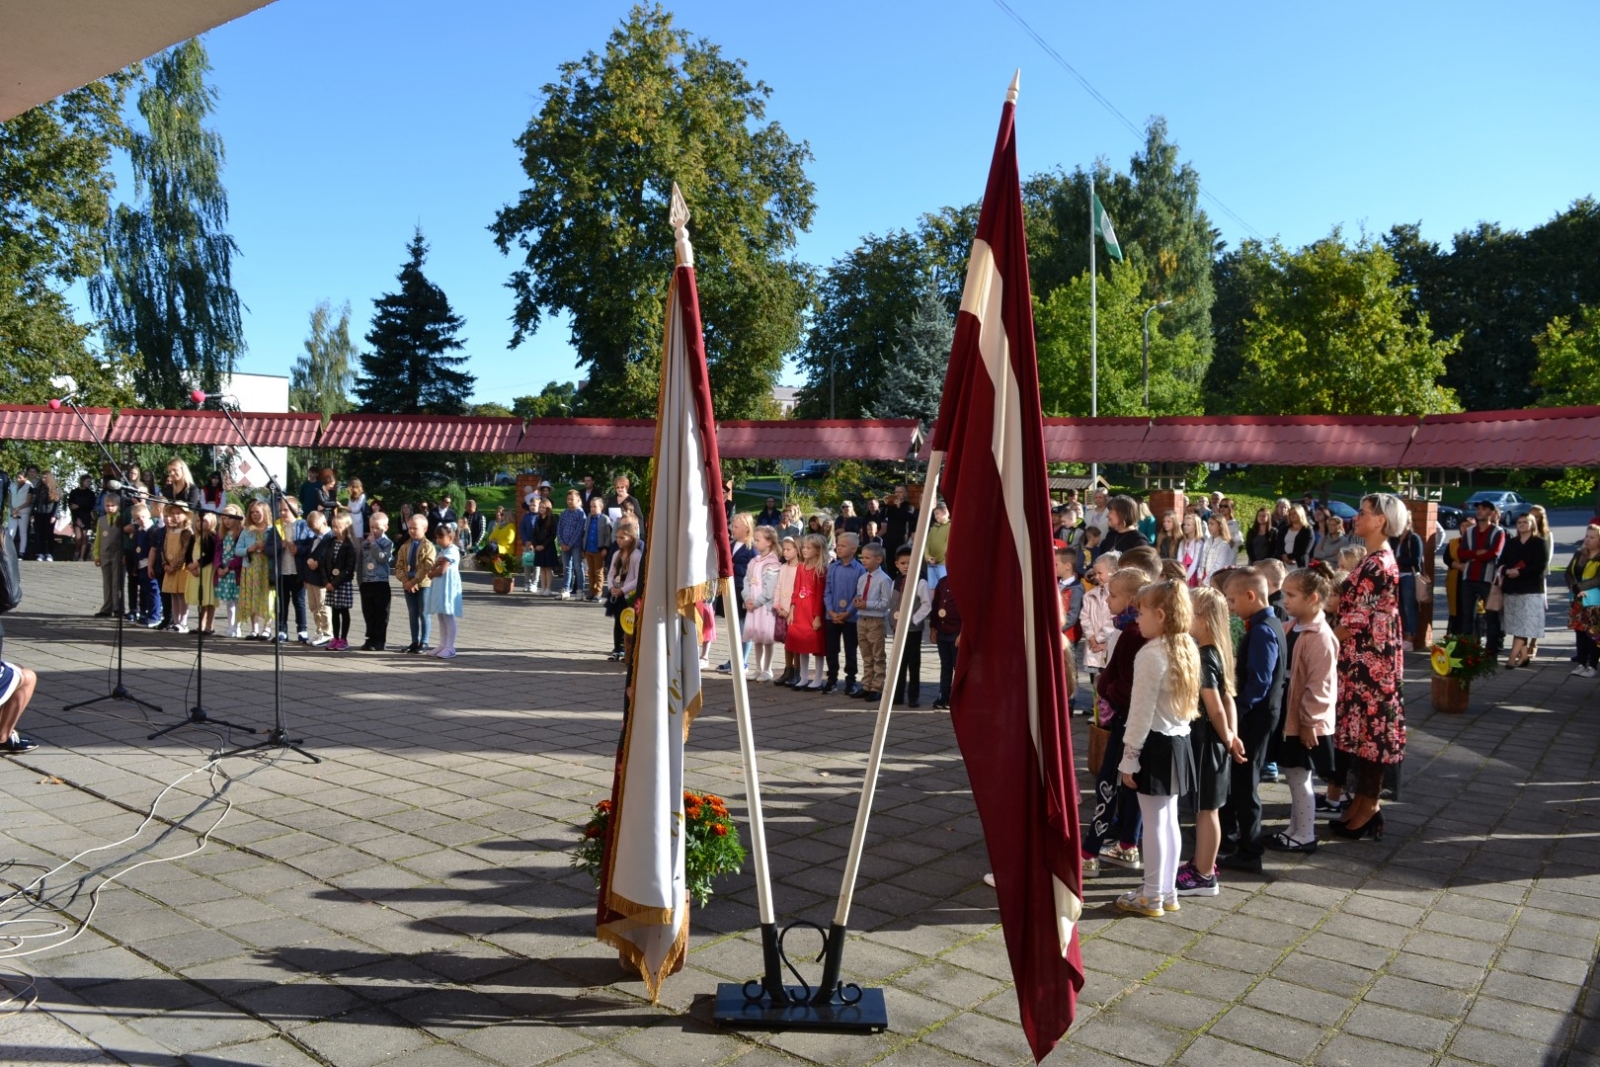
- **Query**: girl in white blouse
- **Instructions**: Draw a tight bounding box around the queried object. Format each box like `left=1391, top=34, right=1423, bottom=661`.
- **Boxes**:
left=1117, top=580, right=1201, bottom=917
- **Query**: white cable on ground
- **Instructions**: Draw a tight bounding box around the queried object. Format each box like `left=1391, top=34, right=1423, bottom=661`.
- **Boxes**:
left=0, top=757, right=235, bottom=1018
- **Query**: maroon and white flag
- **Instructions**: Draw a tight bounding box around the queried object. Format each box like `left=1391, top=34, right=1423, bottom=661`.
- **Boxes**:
left=931, top=74, right=1084, bottom=1062
left=596, top=184, right=733, bottom=998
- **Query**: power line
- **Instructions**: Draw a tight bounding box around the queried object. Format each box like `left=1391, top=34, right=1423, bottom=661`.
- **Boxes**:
left=989, top=0, right=1269, bottom=242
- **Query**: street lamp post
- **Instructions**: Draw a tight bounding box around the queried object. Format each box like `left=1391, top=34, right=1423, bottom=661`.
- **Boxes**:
left=1142, top=300, right=1173, bottom=410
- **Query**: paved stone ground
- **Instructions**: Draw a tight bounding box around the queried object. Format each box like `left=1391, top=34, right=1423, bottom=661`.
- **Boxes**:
left=0, top=560, right=1596, bottom=1067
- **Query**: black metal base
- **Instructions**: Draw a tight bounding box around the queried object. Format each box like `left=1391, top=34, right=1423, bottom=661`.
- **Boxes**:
left=219, top=726, right=321, bottom=764
left=712, top=920, right=888, bottom=1034
left=147, top=705, right=258, bottom=741
left=712, top=983, right=887, bottom=1033
left=64, top=685, right=163, bottom=716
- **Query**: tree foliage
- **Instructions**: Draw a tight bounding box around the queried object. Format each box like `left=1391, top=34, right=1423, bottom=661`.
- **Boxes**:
left=512, top=381, right=579, bottom=419
left=352, top=229, right=475, bottom=486
left=1, top=76, right=140, bottom=471
left=1385, top=199, right=1600, bottom=411
left=870, top=285, right=954, bottom=428
left=90, top=39, right=243, bottom=407
left=1034, top=261, right=1204, bottom=418
left=1532, top=304, right=1600, bottom=408
left=491, top=3, right=814, bottom=420
left=1223, top=232, right=1459, bottom=417
left=795, top=230, right=933, bottom=419
left=290, top=300, right=356, bottom=424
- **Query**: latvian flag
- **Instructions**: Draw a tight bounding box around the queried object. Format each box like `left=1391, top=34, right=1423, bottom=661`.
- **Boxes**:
left=596, top=184, right=732, bottom=999
left=931, top=76, right=1086, bottom=1062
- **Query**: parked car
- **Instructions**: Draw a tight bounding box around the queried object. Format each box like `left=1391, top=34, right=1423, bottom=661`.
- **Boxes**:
left=791, top=461, right=832, bottom=483
left=1435, top=502, right=1469, bottom=531
left=1459, top=490, right=1533, bottom=527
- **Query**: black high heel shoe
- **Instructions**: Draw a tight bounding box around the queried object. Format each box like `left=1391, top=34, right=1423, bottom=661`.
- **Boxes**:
left=1328, top=811, right=1384, bottom=841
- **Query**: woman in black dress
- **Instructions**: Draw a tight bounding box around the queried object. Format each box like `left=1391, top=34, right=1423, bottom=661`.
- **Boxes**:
left=1245, top=508, right=1276, bottom=563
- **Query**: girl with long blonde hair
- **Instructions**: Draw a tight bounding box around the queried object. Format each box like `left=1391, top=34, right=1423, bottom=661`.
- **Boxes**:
left=1115, top=580, right=1200, bottom=917
left=1177, top=583, right=1242, bottom=897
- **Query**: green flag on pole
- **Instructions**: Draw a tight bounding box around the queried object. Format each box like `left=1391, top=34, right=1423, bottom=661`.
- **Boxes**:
left=1092, top=194, right=1122, bottom=262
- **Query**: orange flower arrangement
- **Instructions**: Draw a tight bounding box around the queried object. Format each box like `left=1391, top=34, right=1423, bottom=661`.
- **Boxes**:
left=574, top=789, right=746, bottom=907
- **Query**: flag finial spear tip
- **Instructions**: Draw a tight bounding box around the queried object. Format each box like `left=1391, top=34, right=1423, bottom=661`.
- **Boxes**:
left=1007, top=69, right=1020, bottom=103
left=669, top=182, right=694, bottom=267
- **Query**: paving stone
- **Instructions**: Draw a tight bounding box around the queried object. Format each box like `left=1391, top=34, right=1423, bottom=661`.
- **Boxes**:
left=1209, top=1003, right=1330, bottom=1061
left=1066, top=1013, right=1191, bottom=1067
left=1343, top=1001, right=1455, bottom=1052
left=1243, top=976, right=1353, bottom=1028
left=1176, top=1034, right=1299, bottom=1067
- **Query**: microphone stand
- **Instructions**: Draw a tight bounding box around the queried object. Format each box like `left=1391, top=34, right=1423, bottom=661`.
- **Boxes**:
left=147, top=531, right=256, bottom=741
left=57, top=398, right=164, bottom=720
left=207, top=400, right=320, bottom=764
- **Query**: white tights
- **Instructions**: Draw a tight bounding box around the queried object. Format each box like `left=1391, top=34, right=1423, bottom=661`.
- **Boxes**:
left=436, top=615, right=457, bottom=653
left=1137, top=793, right=1180, bottom=903
left=223, top=602, right=237, bottom=633
left=1286, top=766, right=1315, bottom=842
left=799, top=653, right=822, bottom=686
left=753, top=642, right=773, bottom=674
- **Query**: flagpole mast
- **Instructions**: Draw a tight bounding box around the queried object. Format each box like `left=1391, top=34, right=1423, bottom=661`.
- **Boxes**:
left=719, top=574, right=788, bottom=1002
left=1089, top=176, right=1098, bottom=491
left=812, top=448, right=945, bottom=1005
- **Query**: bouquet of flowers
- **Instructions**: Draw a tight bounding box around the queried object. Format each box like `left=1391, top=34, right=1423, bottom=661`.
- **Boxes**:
left=574, top=791, right=746, bottom=908
left=1429, top=633, right=1497, bottom=688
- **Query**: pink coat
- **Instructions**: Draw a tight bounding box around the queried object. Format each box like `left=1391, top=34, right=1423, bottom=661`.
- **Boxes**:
left=1284, top=613, right=1338, bottom=739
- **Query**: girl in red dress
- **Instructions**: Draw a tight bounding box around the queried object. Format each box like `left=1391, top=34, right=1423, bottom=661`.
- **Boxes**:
left=786, top=533, right=828, bottom=689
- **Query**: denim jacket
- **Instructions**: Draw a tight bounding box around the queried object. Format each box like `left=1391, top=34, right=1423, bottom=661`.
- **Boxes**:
left=362, top=535, right=394, bottom=582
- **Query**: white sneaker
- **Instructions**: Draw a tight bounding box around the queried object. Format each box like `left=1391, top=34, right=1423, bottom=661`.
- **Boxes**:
left=171, top=624, right=189, bottom=634
left=982, top=872, right=996, bottom=888
left=1401, top=640, right=1414, bottom=652
left=311, top=634, right=332, bottom=647
left=1583, top=666, right=1598, bottom=679
left=745, top=669, right=763, bottom=680
left=560, top=592, right=573, bottom=601
left=1573, top=665, right=1590, bottom=676
left=757, top=670, right=773, bottom=682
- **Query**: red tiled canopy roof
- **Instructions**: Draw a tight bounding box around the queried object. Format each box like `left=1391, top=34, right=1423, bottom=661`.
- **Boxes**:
left=1399, top=406, right=1600, bottom=470
left=1142, top=415, right=1419, bottom=467
left=517, top=418, right=658, bottom=456
left=319, top=414, right=524, bottom=452
left=107, top=409, right=321, bottom=447
left=0, top=404, right=113, bottom=442
left=718, top=419, right=919, bottom=461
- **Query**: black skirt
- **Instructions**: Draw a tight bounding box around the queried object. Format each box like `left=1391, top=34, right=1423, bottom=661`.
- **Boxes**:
left=1190, top=718, right=1230, bottom=810
left=1276, top=733, right=1335, bottom=771
left=1135, top=730, right=1196, bottom=799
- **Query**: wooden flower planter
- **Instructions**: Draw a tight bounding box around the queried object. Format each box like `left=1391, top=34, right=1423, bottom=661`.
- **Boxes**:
left=1431, top=674, right=1470, bottom=713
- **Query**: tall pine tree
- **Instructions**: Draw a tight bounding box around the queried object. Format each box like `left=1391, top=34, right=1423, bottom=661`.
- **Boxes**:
left=353, top=229, right=475, bottom=487
left=90, top=39, right=244, bottom=406
left=290, top=300, right=356, bottom=424
left=871, top=286, right=953, bottom=429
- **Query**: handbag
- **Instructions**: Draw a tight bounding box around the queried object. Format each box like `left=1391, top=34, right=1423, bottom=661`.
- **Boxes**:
left=774, top=613, right=788, bottom=643
left=1583, top=587, right=1600, bottom=608
left=1485, top=577, right=1504, bottom=613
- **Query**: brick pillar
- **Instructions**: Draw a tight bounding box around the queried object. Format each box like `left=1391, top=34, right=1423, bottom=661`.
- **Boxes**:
left=1405, top=498, right=1437, bottom=649
left=1148, top=489, right=1188, bottom=520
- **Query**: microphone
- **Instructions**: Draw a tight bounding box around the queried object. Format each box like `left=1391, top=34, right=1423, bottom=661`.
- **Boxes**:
left=190, top=388, right=208, bottom=406
left=48, top=375, right=79, bottom=410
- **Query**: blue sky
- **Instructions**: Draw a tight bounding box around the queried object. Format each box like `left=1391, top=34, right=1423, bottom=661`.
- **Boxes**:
left=114, top=0, right=1597, bottom=403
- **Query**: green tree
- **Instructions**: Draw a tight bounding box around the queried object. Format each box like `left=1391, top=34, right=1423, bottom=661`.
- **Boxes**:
left=1385, top=199, right=1600, bottom=410
left=512, top=381, right=579, bottom=418
left=1532, top=305, right=1600, bottom=407
left=1014, top=121, right=1218, bottom=360
left=468, top=401, right=515, bottom=418
left=1, top=76, right=138, bottom=470
left=90, top=39, right=244, bottom=406
left=795, top=230, right=932, bottom=418
left=289, top=300, right=356, bottom=424
left=870, top=286, right=953, bottom=429
left=1034, top=261, right=1204, bottom=418
left=1203, top=240, right=1270, bottom=411
left=352, top=229, right=476, bottom=486
left=1230, top=232, right=1459, bottom=417
left=491, top=4, right=814, bottom=421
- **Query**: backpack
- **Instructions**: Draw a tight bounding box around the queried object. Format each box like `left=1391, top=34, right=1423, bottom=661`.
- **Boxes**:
left=0, top=529, right=22, bottom=613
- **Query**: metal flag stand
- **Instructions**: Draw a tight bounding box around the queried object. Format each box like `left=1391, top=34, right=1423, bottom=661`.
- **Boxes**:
left=714, top=455, right=946, bottom=1035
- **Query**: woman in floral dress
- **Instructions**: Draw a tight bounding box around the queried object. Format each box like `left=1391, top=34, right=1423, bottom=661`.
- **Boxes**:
left=1330, top=493, right=1410, bottom=840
